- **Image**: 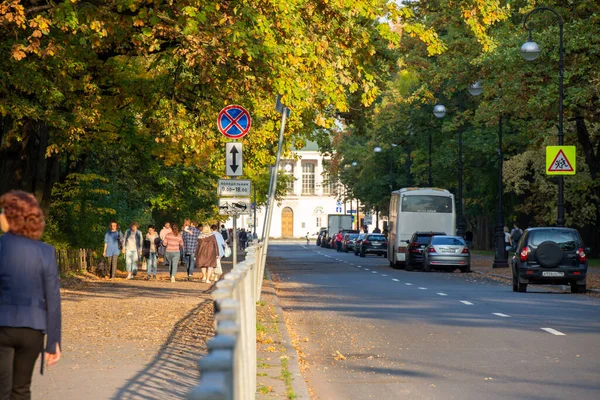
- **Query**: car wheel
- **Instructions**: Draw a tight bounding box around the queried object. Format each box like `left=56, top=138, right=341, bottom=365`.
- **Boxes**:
left=512, top=275, right=518, bottom=292
left=389, top=260, right=396, bottom=269
left=344, top=247, right=348, bottom=253
left=537, top=241, right=563, bottom=268
left=460, top=266, right=471, bottom=273
left=423, top=261, right=432, bottom=272
left=383, top=252, right=388, bottom=258
left=359, top=250, right=366, bottom=258
left=405, top=261, right=414, bottom=271
left=517, top=282, right=527, bottom=293
left=571, top=283, right=587, bottom=293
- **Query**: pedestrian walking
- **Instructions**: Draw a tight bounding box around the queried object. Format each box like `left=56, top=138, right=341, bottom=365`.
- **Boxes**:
left=220, top=224, right=228, bottom=241
left=510, top=223, right=523, bottom=249
left=195, top=224, right=219, bottom=284
left=335, top=230, right=343, bottom=252
left=159, top=222, right=172, bottom=267
left=103, top=220, right=123, bottom=279
left=239, top=228, right=248, bottom=251
left=124, top=222, right=143, bottom=279
left=182, top=219, right=200, bottom=281
left=211, top=224, right=226, bottom=281
left=163, top=224, right=184, bottom=282
left=145, top=225, right=159, bottom=279
left=226, top=228, right=233, bottom=248
left=0, top=191, right=62, bottom=398
left=306, top=232, right=310, bottom=245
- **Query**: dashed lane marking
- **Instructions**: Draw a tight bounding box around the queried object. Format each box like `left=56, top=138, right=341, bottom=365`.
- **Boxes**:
left=405, top=283, right=413, bottom=286
left=372, top=271, right=377, bottom=274
left=541, top=328, right=566, bottom=336
left=381, top=274, right=388, bottom=277
left=437, top=293, right=447, bottom=296
left=364, top=268, right=370, bottom=271
left=392, top=279, right=399, bottom=282
left=460, top=301, right=474, bottom=305
left=493, top=313, right=510, bottom=318
left=418, top=287, right=427, bottom=290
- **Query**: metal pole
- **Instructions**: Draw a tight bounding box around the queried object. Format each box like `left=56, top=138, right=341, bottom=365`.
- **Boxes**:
left=232, top=215, right=237, bottom=269
left=253, top=184, right=257, bottom=239
left=557, top=19, right=565, bottom=227
left=261, top=166, right=275, bottom=241
left=389, top=149, right=394, bottom=191
left=428, top=131, right=433, bottom=187
left=493, top=114, right=508, bottom=268
left=376, top=205, right=379, bottom=230
left=261, top=108, right=288, bottom=268
left=457, top=129, right=465, bottom=238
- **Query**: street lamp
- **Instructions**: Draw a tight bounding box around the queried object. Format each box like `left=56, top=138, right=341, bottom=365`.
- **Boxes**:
left=374, top=144, right=397, bottom=191
left=467, top=82, right=508, bottom=267
left=521, top=6, right=565, bottom=227
left=434, top=103, right=465, bottom=238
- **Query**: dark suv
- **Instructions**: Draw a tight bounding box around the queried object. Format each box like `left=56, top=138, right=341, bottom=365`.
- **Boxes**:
left=511, top=227, right=589, bottom=293
left=404, top=231, right=446, bottom=271
left=359, top=234, right=388, bottom=258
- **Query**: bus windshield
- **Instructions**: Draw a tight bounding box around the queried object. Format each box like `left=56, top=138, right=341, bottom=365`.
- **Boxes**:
left=401, top=195, right=453, bottom=213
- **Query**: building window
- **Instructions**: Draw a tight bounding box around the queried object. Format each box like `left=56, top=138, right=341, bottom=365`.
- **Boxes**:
left=282, top=162, right=295, bottom=194
left=302, top=162, right=316, bottom=195
left=322, top=173, right=335, bottom=195
left=301, top=222, right=306, bottom=228
left=316, top=217, right=321, bottom=227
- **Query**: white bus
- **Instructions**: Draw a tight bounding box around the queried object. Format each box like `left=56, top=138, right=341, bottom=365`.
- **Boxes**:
left=387, top=188, right=456, bottom=268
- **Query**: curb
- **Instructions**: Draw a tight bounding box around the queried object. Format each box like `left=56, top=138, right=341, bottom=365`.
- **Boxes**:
left=473, top=271, right=600, bottom=294
left=264, top=268, right=311, bottom=400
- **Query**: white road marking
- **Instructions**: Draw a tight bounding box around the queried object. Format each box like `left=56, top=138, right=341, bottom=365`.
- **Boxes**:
left=364, top=268, right=370, bottom=271
left=405, top=283, right=413, bottom=286
left=349, top=263, right=355, bottom=266
left=437, top=293, right=447, bottom=296
left=541, top=328, right=566, bottom=336
left=355, top=266, right=361, bottom=268
left=357, top=266, right=363, bottom=268
left=392, top=278, right=399, bottom=282
left=460, top=301, right=474, bottom=305
left=493, top=313, right=510, bottom=318
left=372, top=271, right=377, bottom=274
left=381, top=274, right=388, bottom=277
left=418, top=287, right=427, bottom=290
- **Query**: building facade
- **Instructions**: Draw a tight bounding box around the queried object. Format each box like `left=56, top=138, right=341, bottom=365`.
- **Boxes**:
left=240, top=142, right=343, bottom=238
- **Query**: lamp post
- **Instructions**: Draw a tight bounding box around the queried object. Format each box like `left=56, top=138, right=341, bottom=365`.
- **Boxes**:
left=468, top=81, right=508, bottom=267
left=433, top=103, right=465, bottom=237
left=521, top=6, right=565, bottom=227
left=374, top=144, right=398, bottom=191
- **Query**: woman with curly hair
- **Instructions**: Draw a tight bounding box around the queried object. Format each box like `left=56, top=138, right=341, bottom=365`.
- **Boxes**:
left=0, top=190, right=62, bottom=399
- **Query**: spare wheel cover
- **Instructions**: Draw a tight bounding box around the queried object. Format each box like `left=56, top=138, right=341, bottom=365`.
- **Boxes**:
left=536, top=241, right=563, bottom=268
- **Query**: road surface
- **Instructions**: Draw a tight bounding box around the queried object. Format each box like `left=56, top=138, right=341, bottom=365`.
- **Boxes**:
left=268, top=243, right=600, bottom=400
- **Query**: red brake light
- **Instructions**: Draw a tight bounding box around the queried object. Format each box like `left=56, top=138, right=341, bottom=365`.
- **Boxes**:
left=577, top=248, right=587, bottom=263
left=363, top=240, right=370, bottom=244
left=428, top=247, right=436, bottom=253
left=520, top=246, right=530, bottom=262
left=462, top=247, right=469, bottom=254
left=384, top=242, right=388, bottom=246
left=410, top=241, right=419, bottom=247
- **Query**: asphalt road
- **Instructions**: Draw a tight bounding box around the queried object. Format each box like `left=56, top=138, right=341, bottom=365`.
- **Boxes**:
left=267, top=242, right=600, bottom=400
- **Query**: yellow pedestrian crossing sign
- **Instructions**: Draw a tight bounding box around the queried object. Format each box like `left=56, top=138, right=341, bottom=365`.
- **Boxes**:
left=546, top=146, right=576, bottom=175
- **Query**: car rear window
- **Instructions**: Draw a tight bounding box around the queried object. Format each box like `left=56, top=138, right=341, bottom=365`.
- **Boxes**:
left=529, top=230, right=580, bottom=250
left=368, top=235, right=386, bottom=241
left=416, top=233, right=445, bottom=244
left=431, top=237, right=466, bottom=246
left=347, top=234, right=358, bottom=239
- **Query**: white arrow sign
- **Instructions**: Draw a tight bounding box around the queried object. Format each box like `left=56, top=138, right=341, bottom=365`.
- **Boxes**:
left=226, top=143, right=243, bottom=176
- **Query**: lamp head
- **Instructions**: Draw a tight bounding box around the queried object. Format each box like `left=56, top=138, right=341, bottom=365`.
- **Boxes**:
left=373, top=146, right=383, bottom=153
left=433, top=104, right=446, bottom=119
left=520, top=40, right=540, bottom=61
left=468, top=81, right=483, bottom=96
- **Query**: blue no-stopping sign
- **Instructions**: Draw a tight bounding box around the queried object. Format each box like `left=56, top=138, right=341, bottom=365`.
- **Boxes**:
left=218, top=105, right=251, bottom=139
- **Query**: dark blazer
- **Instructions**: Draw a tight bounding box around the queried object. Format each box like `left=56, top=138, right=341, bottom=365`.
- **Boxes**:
left=0, top=232, right=62, bottom=353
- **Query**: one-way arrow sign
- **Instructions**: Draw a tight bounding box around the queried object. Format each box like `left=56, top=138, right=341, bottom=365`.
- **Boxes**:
left=226, top=142, right=243, bottom=176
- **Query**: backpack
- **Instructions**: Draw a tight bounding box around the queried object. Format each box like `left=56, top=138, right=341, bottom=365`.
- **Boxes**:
left=221, top=229, right=228, bottom=241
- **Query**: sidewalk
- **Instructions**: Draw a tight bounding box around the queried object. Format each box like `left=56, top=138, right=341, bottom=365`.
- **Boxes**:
left=32, top=263, right=220, bottom=400
left=256, top=269, right=310, bottom=400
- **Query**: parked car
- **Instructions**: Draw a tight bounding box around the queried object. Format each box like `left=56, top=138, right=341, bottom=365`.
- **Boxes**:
left=320, top=233, right=330, bottom=248
left=404, top=231, right=446, bottom=271
left=510, top=227, right=588, bottom=293
left=342, top=233, right=359, bottom=253
left=354, top=233, right=366, bottom=255
left=358, top=234, right=388, bottom=258
left=422, top=235, right=471, bottom=273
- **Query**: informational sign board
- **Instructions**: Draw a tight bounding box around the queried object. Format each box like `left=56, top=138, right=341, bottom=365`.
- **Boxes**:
left=218, top=179, right=251, bottom=196
left=218, top=105, right=251, bottom=139
left=546, top=146, right=576, bottom=175
left=219, top=197, right=251, bottom=215
left=226, top=142, right=243, bottom=176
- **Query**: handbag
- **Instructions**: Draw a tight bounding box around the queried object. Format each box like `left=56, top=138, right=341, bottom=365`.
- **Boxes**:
left=224, top=244, right=232, bottom=258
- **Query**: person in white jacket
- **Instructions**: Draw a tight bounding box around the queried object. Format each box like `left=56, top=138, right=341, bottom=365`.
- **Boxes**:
left=211, top=224, right=226, bottom=279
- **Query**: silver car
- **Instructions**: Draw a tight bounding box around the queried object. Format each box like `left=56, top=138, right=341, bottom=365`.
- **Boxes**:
left=422, top=236, right=471, bottom=273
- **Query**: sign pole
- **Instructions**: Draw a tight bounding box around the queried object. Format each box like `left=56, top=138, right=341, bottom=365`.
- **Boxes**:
left=232, top=213, right=237, bottom=270
left=261, top=100, right=289, bottom=269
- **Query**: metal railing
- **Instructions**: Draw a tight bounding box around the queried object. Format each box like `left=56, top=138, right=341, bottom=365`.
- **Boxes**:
left=188, top=243, right=265, bottom=400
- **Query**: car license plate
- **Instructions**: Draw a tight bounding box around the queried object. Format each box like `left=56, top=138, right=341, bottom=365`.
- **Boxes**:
left=373, top=243, right=381, bottom=247
left=542, top=271, right=564, bottom=277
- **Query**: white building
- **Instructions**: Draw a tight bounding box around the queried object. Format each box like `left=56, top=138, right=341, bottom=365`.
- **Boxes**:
left=239, top=141, right=343, bottom=238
